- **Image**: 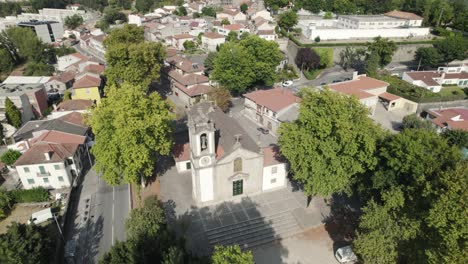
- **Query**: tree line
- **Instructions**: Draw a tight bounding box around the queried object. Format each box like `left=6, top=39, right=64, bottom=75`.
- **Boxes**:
left=278, top=88, right=468, bottom=263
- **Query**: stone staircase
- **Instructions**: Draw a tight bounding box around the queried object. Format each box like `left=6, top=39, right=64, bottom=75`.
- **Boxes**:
left=205, top=210, right=302, bottom=250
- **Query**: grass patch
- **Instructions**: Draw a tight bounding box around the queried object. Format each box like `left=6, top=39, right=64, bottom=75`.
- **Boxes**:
left=9, top=187, right=50, bottom=203
left=439, top=86, right=467, bottom=97
left=303, top=68, right=324, bottom=80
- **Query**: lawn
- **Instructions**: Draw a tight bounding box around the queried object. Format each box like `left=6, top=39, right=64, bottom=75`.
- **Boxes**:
left=304, top=68, right=325, bottom=80
left=439, top=86, right=467, bottom=97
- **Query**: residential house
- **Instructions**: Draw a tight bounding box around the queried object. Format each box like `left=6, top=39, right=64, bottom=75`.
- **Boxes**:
left=187, top=2, right=205, bottom=13
left=14, top=132, right=88, bottom=190
left=88, top=34, right=106, bottom=59
left=71, top=73, right=102, bottom=104
left=0, top=82, right=48, bottom=120
left=45, top=71, right=76, bottom=95
left=128, top=14, right=145, bottom=26
left=217, top=8, right=247, bottom=24
left=402, top=65, right=468, bottom=93
left=425, top=107, right=468, bottom=132
left=257, top=30, right=276, bottom=41
left=166, top=55, right=211, bottom=106
left=252, top=9, right=273, bottom=21
left=174, top=102, right=287, bottom=205
left=243, top=88, right=300, bottom=136
left=49, top=99, right=93, bottom=119
left=201, top=32, right=225, bottom=51
left=215, top=23, right=250, bottom=36
left=57, top=53, right=88, bottom=72
left=254, top=17, right=275, bottom=31
left=169, top=33, right=195, bottom=50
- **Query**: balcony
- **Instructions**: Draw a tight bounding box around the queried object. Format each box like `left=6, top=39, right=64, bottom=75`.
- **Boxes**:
left=36, top=172, right=51, bottom=177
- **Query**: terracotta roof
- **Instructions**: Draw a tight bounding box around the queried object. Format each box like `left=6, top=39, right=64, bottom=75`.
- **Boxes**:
left=167, top=55, right=205, bottom=73
left=51, top=71, right=76, bottom=83
left=91, top=34, right=105, bottom=43
left=263, top=145, right=284, bottom=166
left=59, top=112, right=87, bottom=127
left=174, top=82, right=211, bottom=97
left=328, top=76, right=389, bottom=99
left=379, top=92, right=400, bottom=101
left=166, top=48, right=178, bottom=58
left=73, top=75, right=101, bottom=89
left=385, top=10, right=423, bottom=20
left=220, top=9, right=240, bottom=17
left=80, top=34, right=92, bottom=41
left=173, top=143, right=190, bottom=162
left=244, top=88, right=300, bottom=112
left=405, top=71, right=441, bottom=86
left=83, top=64, right=105, bottom=75
left=189, top=21, right=199, bottom=27
left=223, top=24, right=243, bottom=31
left=70, top=52, right=88, bottom=61
left=56, top=99, right=93, bottom=111
left=29, top=130, right=86, bottom=145
left=173, top=33, right=194, bottom=40
left=445, top=72, right=468, bottom=79
left=257, top=30, right=275, bottom=35
left=203, top=32, right=225, bottom=39
left=428, top=108, right=468, bottom=131
left=14, top=143, right=79, bottom=166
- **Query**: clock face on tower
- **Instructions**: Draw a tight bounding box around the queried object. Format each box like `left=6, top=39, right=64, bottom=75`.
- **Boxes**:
left=199, top=156, right=212, bottom=166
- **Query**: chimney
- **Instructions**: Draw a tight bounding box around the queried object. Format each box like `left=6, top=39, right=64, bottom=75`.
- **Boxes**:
left=25, top=140, right=30, bottom=150
left=352, top=71, right=358, bottom=80
left=44, top=151, right=52, bottom=161
left=441, top=72, right=446, bottom=79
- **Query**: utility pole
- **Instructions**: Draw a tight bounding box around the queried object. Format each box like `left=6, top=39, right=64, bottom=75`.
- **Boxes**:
left=53, top=214, right=65, bottom=242
left=436, top=6, right=445, bottom=27
left=417, top=57, right=422, bottom=71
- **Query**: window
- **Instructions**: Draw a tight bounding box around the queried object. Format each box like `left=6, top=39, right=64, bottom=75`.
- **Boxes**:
left=27, top=179, right=35, bottom=184
left=186, top=162, right=191, bottom=170
left=39, top=166, right=46, bottom=174
left=200, top=133, right=208, bottom=151
left=271, top=166, right=277, bottom=174
left=23, top=167, right=30, bottom=173
left=43, top=178, right=49, bottom=183
left=58, top=176, right=64, bottom=182
left=54, top=164, right=60, bottom=170
left=270, top=178, right=276, bottom=184
left=234, top=158, right=242, bottom=172
left=233, top=180, right=243, bottom=196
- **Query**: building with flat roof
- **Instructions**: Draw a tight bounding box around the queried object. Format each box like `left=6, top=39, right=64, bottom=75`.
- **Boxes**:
left=18, top=20, right=64, bottom=43
left=0, top=83, right=48, bottom=123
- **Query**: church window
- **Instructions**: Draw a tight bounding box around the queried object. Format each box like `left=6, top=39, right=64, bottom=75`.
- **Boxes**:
left=233, top=180, right=243, bottom=196
left=234, top=158, right=242, bottom=172
left=200, top=133, right=208, bottom=151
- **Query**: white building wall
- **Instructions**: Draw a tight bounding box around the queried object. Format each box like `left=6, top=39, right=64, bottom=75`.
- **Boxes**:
left=304, top=27, right=430, bottom=40
left=16, top=162, right=72, bottom=190
left=198, top=167, right=214, bottom=202
left=201, top=36, right=225, bottom=52
left=262, top=163, right=286, bottom=191
left=176, top=160, right=191, bottom=173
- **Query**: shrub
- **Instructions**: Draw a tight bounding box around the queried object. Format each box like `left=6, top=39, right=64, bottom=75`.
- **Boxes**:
left=1, top=149, right=21, bottom=166
left=0, top=188, right=13, bottom=219
left=9, top=187, right=50, bottom=203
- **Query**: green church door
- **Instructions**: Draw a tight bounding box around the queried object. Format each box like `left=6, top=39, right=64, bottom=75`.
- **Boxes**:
left=233, top=180, right=243, bottom=196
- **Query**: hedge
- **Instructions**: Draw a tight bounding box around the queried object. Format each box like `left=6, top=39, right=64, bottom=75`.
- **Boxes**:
left=9, top=187, right=50, bottom=203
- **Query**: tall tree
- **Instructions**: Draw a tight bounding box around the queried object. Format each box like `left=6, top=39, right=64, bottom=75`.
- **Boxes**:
left=0, top=149, right=22, bottom=166
left=433, top=34, right=468, bottom=64
left=204, top=52, right=218, bottom=76
left=0, top=48, right=13, bottom=74
left=367, top=37, right=397, bottom=67
left=211, top=245, right=254, bottom=264
left=207, top=87, right=231, bottom=112
left=401, top=113, right=434, bottom=131
left=441, top=129, right=468, bottom=149
left=5, top=97, right=22, bottom=128
left=278, top=89, right=381, bottom=196
left=295, top=48, right=321, bottom=71
left=88, top=83, right=174, bottom=185
left=2, top=26, right=45, bottom=62
left=0, top=222, right=53, bottom=264
left=414, top=46, right=442, bottom=69
left=64, top=14, right=84, bottom=29
left=278, top=10, right=298, bottom=31
left=240, top=3, right=248, bottom=13
left=99, top=241, right=138, bottom=264
left=135, top=0, right=155, bottom=13
left=104, top=24, right=166, bottom=88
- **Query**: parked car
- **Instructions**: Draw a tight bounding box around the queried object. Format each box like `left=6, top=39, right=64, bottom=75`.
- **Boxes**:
left=282, top=80, right=293, bottom=87
left=332, top=79, right=342, bottom=83
left=257, top=127, right=269, bottom=134
left=335, top=245, right=357, bottom=263
left=27, top=208, right=53, bottom=225
left=320, top=82, right=327, bottom=86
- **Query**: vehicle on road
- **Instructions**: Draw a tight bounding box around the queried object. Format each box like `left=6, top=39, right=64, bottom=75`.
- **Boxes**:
left=332, top=79, right=342, bottom=83
left=27, top=208, right=53, bottom=225
left=282, top=80, right=293, bottom=87
left=320, top=82, right=327, bottom=86
left=257, top=127, right=269, bottom=134
left=335, top=245, right=357, bottom=263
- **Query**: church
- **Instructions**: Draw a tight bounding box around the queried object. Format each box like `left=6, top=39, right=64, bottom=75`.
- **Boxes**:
left=174, top=102, right=288, bottom=205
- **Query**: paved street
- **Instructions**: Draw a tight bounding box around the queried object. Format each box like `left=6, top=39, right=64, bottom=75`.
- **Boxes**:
left=64, top=168, right=130, bottom=264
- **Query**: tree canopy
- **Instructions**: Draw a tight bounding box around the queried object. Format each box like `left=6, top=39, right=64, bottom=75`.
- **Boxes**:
left=414, top=47, right=442, bottom=69
left=0, top=222, right=53, bottom=264
left=104, top=24, right=166, bottom=89
left=0, top=149, right=22, bottom=166
left=88, top=83, right=174, bottom=185
left=211, top=245, right=254, bottom=264
left=367, top=37, right=397, bottom=67
left=433, top=34, right=468, bottom=64
left=64, top=14, right=83, bottom=29
left=5, top=97, right=22, bottom=128
left=401, top=113, right=434, bottom=131
left=278, top=89, right=381, bottom=196
left=278, top=10, right=298, bottom=31
left=295, top=48, right=321, bottom=71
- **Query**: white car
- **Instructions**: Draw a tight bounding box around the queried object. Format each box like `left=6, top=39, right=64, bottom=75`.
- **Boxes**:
left=335, top=245, right=357, bottom=263
left=282, top=80, right=293, bottom=87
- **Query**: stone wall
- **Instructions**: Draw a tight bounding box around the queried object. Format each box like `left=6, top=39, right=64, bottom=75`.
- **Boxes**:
left=416, top=100, right=468, bottom=113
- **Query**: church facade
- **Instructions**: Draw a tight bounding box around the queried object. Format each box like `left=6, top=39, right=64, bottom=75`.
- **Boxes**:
left=174, top=102, right=288, bottom=205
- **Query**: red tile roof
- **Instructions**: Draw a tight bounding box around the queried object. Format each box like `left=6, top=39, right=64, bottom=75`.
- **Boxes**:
left=203, top=32, right=225, bottom=39
left=56, top=99, right=93, bottom=111
left=169, top=71, right=209, bottom=86
left=15, top=143, right=79, bottom=166
left=51, top=71, right=76, bottom=83
left=59, top=112, right=87, bottom=127
left=73, top=75, right=101, bottom=89
left=30, top=130, right=86, bottom=145
left=244, top=88, right=300, bottom=112
left=445, top=72, right=468, bottom=79
left=385, top=10, right=423, bottom=20
left=263, top=146, right=283, bottom=166
left=223, top=24, right=243, bottom=31
left=173, top=33, right=194, bottom=40
left=328, top=76, right=389, bottom=99
left=173, top=143, right=190, bottom=162
left=220, top=9, right=240, bottom=16
left=405, top=71, right=441, bottom=86
left=167, top=55, right=204, bottom=73
left=428, top=108, right=468, bottom=131
left=379, top=92, right=400, bottom=101
left=83, top=64, right=105, bottom=75
left=174, top=82, right=211, bottom=97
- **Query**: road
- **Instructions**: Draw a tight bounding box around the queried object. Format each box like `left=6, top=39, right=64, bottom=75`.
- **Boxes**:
left=64, top=167, right=130, bottom=264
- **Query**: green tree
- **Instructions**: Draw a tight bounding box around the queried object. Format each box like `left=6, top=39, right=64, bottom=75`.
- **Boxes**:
left=441, top=129, right=468, bottom=148
left=0, top=149, right=22, bottom=166
left=0, top=188, right=13, bottom=219
left=434, top=34, right=468, bottom=64
left=295, top=0, right=325, bottom=13
left=64, top=14, right=83, bottom=29
left=402, top=113, right=434, bottom=131
left=88, top=83, right=174, bottom=185
left=0, top=222, right=53, bottom=264
left=367, top=37, right=397, bottom=67
left=0, top=48, right=13, bottom=74
left=104, top=24, right=166, bottom=88
left=278, top=89, right=381, bottom=196
left=24, top=61, right=54, bottom=76
left=173, top=6, right=187, bottom=16
left=183, top=40, right=196, bottom=51
left=207, top=87, right=231, bottom=112
left=162, top=246, right=184, bottom=264
left=240, top=3, right=248, bottom=13
left=221, top=18, right=230, bottom=25
left=135, top=0, right=155, bottom=13
left=201, top=6, right=216, bottom=17
left=204, top=52, right=217, bottom=76
left=212, top=42, right=255, bottom=93
left=414, top=47, right=442, bottom=69
left=0, top=122, right=3, bottom=145
left=264, top=0, right=289, bottom=11
left=226, top=31, right=238, bottom=42
left=2, top=26, right=45, bottom=62
left=278, top=10, right=298, bottom=31
left=99, top=241, right=138, bottom=264
left=5, top=97, right=22, bottom=128
left=211, top=245, right=254, bottom=264
left=126, top=196, right=166, bottom=242
left=295, top=48, right=321, bottom=71
left=277, top=64, right=299, bottom=82
left=103, top=7, right=127, bottom=25
left=339, top=47, right=366, bottom=71
left=364, top=52, right=380, bottom=77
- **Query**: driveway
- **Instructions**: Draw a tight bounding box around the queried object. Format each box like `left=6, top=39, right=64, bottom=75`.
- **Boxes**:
left=371, top=102, right=409, bottom=133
